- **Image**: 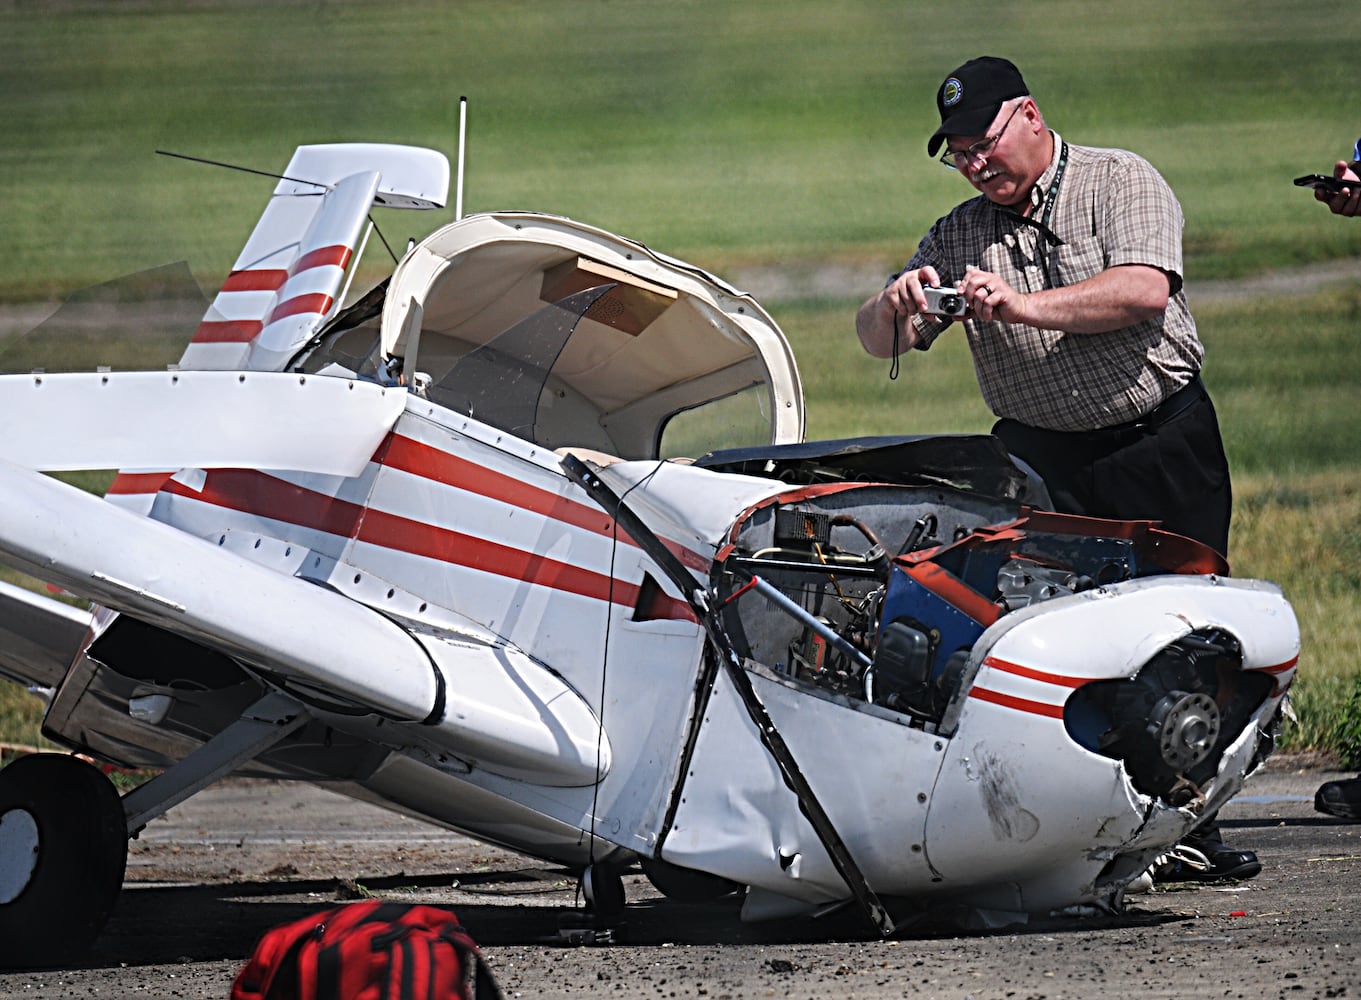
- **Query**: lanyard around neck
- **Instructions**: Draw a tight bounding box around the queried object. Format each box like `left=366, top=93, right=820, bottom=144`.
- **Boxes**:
left=998, top=139, right=1068, bottom=249
left=1036, top=138, right=1069, bottom=230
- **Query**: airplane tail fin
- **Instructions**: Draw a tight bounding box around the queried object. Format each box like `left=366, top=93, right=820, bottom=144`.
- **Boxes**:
left=178, top=143, right=449, bottom=372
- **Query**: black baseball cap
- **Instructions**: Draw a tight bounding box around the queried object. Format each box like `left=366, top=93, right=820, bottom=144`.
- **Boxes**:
left=927, top=56, right=1029, bottom=157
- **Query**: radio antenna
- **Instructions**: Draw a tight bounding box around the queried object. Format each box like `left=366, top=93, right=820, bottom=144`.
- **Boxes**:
left=455, top=96, right=468, bottom=220
left=154, top=149, right=328, bottom=191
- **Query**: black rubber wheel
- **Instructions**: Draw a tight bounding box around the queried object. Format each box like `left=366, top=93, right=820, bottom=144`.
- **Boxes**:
left=581, top=862, right=626, bottom=919
left=0, top=754, right=128, bottom=968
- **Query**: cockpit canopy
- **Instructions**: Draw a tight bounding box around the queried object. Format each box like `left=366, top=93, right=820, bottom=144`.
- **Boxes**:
left=316, top=213, right=805, bottom=460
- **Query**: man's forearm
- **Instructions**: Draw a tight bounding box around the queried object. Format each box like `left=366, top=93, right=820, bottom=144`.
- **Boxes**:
left=1011, top=264, right=1171, bottom=334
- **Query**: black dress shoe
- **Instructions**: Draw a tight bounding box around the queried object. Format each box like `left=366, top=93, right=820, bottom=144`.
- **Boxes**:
left=1195, top=845, right=1262, bottom=881
left=1153, top=822, right=1262, bottom=884
left=1153, top=844, right=1262, bottom=883
left=1315, top=776, right=1361, bottom=820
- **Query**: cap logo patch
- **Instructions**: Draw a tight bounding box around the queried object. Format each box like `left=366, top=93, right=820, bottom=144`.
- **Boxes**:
left=942, top=78, right=963, bottom=107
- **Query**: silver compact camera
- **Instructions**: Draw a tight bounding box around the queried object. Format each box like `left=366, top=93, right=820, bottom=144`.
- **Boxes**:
left=922, top=285, right=967, bottom=317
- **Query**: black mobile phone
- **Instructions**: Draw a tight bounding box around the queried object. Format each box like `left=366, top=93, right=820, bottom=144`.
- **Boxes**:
left=1294, top=173, right=1356, bottom=194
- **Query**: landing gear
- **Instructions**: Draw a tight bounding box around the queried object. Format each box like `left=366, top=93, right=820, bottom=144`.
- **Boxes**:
left=581, top=861, right=626, bottom=921
left=555, top=859, right=628, bottom=944
left=0, top=754, right=128, bottom=968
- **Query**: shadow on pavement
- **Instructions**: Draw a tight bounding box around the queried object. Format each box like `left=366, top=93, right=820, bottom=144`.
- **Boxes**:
left=74, top=865, right=1188, bottom=972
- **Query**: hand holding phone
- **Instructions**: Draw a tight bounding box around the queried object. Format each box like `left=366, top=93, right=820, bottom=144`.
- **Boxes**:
left=1294, top=174, right=1356, bottom=194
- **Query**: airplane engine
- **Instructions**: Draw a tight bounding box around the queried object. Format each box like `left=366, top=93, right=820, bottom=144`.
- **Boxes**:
left=1064, top=628, right=1278, bottom=803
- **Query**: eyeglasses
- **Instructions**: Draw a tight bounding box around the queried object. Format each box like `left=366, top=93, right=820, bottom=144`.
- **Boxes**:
left=939, top=103, right=1021, bottom=170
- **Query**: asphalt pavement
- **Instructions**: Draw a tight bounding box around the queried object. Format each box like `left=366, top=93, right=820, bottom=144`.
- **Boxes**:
left=0, top=753, right=1357, bottom=999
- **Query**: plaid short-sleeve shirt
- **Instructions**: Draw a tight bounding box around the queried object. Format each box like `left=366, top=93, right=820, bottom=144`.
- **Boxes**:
left=901, top=134, right=1203, bottom=432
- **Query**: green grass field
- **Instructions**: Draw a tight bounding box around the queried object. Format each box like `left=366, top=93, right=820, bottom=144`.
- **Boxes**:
left=2, top=0, right=1360, bottom=756
left=3, top=0, right=1360, bottom=300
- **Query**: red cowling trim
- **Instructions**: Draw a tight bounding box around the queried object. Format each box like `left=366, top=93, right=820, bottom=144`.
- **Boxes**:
left=968, top=685, right=1065, bottom=718
left=981, top=654, right=1088, bottom=689
left=1019, top=509, right=1230, bottom=576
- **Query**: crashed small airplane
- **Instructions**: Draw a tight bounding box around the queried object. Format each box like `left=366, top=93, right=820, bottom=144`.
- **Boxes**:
left=0, top=140, right=1299, bottom=964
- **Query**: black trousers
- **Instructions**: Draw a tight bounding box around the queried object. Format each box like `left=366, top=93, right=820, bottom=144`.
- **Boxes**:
left=991, top=376, right=1232, bottom=557
left=995, top=377, right=1239, bottom=852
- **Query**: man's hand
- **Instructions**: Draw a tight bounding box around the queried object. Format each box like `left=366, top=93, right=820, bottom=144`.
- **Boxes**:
left=885, top=265, right=951, bottom=318
left=961, top=265, right=1026, bottom=324
left=856, top=265, right=956, bottom=358
left=1317, top=161, right=1361, bottom=217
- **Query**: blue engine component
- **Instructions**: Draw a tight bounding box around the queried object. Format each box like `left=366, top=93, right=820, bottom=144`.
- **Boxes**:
left=870, top=565, right=988, bottom=718
left=878, top=565, right=987, bottom=677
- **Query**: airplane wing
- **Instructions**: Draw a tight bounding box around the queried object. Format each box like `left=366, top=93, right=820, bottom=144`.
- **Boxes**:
left=0, top=452, right=608, bottom=786
left=179, top=143, right=449, bottom=373
left=0, top=370, right=406, bottom=476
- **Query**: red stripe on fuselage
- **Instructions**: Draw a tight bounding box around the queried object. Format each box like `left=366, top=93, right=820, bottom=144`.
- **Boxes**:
left=158, top=463, right=696, bottom=621
left=108, top=471, right=173, bottom=495
left=378, top=436, right=712, bottom=573
left=379, top=436, right=613, bottom=534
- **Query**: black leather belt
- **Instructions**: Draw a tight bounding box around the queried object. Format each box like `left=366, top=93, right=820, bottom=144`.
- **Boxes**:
left=996, top=374, right=1209, bottom=451
left=1073, top=374, right=1206, bottom=442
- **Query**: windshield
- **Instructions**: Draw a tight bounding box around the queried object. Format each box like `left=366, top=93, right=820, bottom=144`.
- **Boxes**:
left=424, top=284, right=612, bottom=444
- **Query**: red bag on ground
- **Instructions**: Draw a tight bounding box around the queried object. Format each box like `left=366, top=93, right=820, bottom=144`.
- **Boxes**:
left=230, top=900, right=503, bottom=1000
